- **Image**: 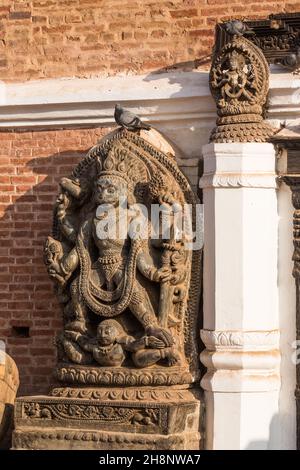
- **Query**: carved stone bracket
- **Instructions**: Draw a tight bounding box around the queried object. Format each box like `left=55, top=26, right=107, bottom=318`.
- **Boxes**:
left=200, top=329, right=279, bottom=351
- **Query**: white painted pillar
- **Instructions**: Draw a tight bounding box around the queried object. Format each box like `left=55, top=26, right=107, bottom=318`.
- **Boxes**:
left=200, top=143, right=280, bottom=450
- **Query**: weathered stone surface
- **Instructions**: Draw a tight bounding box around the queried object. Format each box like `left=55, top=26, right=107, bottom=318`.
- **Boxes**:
left=40, top=125, right=201, bottom=381
left=0, top=351, right=19, bottom=449
left=13, top=428, right=201, bottom=451
left=13, top=388, right=202, bottom=450
left=209, top=22, right=275, bottom=143
left=13, top=118, right=203, bottom=450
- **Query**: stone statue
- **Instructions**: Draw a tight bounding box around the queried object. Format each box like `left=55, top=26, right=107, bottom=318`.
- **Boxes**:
left=211, top=50, right=257, bottom=106
left=210, top=21, right=275, bottom=143
left=13, top=119, right=202, bottom=450
left=42, top=124, right=200, bottom=387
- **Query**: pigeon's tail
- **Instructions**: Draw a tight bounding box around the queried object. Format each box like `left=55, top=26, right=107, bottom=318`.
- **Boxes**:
left=139, top=122, right=151, bottom=130
left=244, top=29, right=255, bottom=36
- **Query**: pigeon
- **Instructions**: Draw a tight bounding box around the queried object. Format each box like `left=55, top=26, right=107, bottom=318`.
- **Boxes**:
left=224, top=20, right=254, bottom=37
left=114, top=104, right=151, bottom=131
left=277, top=47, right=300, bottom=72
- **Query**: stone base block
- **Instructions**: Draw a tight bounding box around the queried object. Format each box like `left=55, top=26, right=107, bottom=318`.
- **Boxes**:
left=13, top=428, right=200, bottom=450
left=13, top=388, right=203, bottom=450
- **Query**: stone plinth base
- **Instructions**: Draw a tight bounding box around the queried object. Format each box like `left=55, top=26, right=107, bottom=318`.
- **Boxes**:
left=13, top=388, right=202, bottom=450
left=13, top=428, right=200, bottom=451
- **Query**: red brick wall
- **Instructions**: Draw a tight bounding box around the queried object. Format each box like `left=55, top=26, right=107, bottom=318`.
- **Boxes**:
left=1, top=2, right=300, bottom=396
left=0, top=0, right=299, bottom=81
left=0, top=127, right=113, bottom=395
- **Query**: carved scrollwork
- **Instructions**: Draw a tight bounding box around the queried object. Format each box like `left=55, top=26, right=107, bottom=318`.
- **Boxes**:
left=22, top=401, right=160, bottom=426
left=13, top=429, right=184, bottom=449
left=199, top=173, right=278, bottom=189
left=55, top=364, right=193, bottom=386
left=50, top=386, right=189, bottom=401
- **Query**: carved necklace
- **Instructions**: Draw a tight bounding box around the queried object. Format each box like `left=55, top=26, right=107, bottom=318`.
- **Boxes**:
left=97, top=253, right=122, bottom=265
left=95, top=342, right=118, bottom=354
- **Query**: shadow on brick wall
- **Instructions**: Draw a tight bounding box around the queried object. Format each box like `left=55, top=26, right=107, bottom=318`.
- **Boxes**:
left=0, top=148, right=88, bottom=397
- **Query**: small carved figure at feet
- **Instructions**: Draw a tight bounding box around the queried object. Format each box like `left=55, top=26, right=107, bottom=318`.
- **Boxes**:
left=59, top=319, right=180, bottom=368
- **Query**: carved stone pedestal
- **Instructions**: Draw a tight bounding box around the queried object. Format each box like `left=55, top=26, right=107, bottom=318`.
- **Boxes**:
left=13, top=388, right=202, bottom=450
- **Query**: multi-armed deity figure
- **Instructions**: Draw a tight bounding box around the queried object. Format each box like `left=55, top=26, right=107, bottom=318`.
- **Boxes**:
left=209, top=22, right=274, bottom=143
left=43, top=108, right=200, bottom=386
left=13, top=107, right=201, bottom=451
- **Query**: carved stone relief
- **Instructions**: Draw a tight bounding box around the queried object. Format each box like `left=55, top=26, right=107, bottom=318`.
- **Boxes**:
left=42, top=126, right=200, bottom=385
left=209, top=23, right=275, bottom=143
left=13, top=111, right=202, bottom=450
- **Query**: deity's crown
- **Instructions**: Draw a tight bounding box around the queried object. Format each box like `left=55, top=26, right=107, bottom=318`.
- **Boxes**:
left=75, top=132, right=151, bottom=198
left=96, top=145, right=134, bottom=187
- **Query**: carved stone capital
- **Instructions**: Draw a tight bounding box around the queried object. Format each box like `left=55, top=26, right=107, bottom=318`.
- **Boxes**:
left=200, top=329, right=280, bottom=392
left=200, top=142, right=277, bottom=189
left=200, top=329, right=279, bottom=351
left=199, top=173, right=277, bottom=189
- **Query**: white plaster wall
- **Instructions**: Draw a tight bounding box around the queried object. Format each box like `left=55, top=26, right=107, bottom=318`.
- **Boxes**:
left=276, top=150, right=297, bottom=449
left=205, top=391, right=281, bottom=450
